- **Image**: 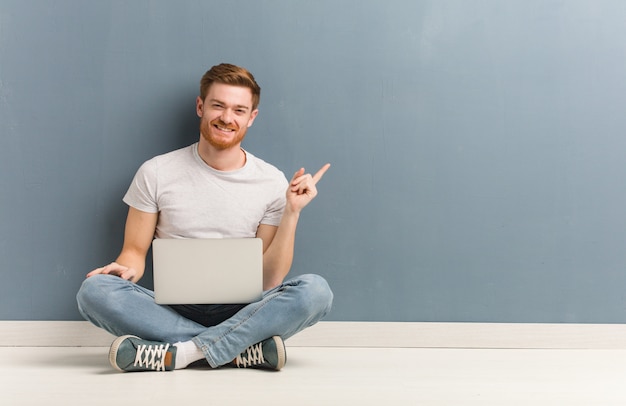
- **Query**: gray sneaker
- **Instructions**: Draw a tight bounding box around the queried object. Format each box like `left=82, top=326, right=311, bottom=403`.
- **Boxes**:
left=235, top=336, right=286, bottom=370
left=109, top=335, right=176, bottom=372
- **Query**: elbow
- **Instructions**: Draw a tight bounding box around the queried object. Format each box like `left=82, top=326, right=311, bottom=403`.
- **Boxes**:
left=262, top=260, right=291, bottom=291
left=263, top=267, right=289, bottom=290
left=263, top=277, right=284, bottom=291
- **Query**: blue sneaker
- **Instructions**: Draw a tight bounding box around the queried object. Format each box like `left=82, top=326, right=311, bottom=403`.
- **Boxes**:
left=235, top=336, right=286, bottom=370
left=109, top=335, right=176, bottom=372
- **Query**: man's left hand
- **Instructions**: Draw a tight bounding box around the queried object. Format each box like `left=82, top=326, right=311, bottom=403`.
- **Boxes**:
left=286, top=163, right=331, bottom=213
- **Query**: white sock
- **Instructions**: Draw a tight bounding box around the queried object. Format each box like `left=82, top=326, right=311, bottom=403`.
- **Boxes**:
left=173, top=340, right=205, bottom=369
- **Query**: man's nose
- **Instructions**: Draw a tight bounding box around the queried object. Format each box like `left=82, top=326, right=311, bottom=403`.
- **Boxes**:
left=220, top=109, right=233, bottom=124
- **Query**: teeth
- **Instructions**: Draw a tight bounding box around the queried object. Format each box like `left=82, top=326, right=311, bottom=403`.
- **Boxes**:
left=216, top=125, right=234, bottom=132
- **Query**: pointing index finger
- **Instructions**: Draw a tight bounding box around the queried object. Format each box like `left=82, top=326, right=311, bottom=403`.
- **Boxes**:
left=312, top=163, right=331, bottom=184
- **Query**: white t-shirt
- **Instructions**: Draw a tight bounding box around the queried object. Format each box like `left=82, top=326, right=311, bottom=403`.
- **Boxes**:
left=123, top=143, right=288, bottom=239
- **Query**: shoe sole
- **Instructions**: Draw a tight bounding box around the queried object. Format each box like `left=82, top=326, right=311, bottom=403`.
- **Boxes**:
left=273, top=336, right=286, bottom=371
left=109, top=334, right=139, bottom=372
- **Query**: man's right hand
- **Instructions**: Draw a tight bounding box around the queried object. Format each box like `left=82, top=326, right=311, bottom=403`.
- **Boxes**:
left=86, top=262, right=137, bottom=282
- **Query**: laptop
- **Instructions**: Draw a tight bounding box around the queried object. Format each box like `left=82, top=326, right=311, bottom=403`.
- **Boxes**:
left=152, top=238, right=263, bottom=305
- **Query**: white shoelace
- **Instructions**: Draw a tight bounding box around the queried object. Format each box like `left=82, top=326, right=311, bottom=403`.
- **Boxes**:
left=134, top=343, right=171, bottom=371
left=236, top=343, right=265, bottom=368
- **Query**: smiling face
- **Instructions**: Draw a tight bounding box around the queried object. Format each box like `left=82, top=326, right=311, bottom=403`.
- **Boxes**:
left=197, top=82, right=258, bottom=151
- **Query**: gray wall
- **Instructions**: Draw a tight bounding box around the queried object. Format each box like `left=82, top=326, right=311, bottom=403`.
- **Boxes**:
left=2, top=1, right=626, bottom=322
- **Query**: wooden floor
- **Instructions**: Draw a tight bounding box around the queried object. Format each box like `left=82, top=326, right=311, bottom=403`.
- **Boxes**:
left=4, top=345, right=626, bottom=405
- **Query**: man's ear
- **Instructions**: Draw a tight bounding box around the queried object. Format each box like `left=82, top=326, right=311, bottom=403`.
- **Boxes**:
left=196, top=96, right=204, bottom=117
left=247, top=109, right=259, bottom=128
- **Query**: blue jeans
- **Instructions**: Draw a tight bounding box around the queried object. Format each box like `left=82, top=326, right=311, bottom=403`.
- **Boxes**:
left=76, top=273, right=333, bottom=367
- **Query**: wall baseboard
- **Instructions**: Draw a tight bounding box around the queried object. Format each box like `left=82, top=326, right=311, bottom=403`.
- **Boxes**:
left=2, top=321, right=626, bottom=348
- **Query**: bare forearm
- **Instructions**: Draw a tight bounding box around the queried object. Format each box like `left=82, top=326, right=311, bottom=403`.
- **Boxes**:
left=102, top=207, right=156, bottom=282
left=263, top=208, right=300, bottom=289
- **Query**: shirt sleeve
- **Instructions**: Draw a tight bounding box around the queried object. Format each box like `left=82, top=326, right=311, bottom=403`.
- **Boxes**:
left=122, top=159, right=159, bottom=213
left=259, top=175, right=288, bottom=227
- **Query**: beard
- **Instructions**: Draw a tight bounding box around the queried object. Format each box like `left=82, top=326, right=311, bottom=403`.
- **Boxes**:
left=199, top=117, right=248, bottom=150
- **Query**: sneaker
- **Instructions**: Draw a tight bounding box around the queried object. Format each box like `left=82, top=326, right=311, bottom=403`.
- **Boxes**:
left=109, top=335, right=176, bottom=372
left=235, top=336, right=286, bottom=370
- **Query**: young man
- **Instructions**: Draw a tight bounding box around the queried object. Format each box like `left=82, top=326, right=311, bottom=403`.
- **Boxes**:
left=76, top=63, right=333, bottom=372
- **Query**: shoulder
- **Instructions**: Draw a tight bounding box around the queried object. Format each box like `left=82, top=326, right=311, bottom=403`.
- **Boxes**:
left=137, top=144, right=197, bottom=173
left=150, top=143, right=196, bottom=166
left=244, top=151, right=287, bottom=183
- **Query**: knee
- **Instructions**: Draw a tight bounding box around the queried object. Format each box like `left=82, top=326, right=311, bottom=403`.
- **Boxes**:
left=76, top=275, right=101, bottom=317
left=76, top=274, right=120, bottom=318
left=295, top=274, right=334, bottom=318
